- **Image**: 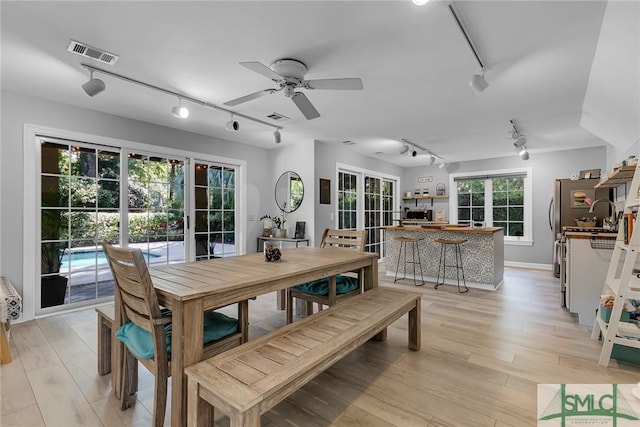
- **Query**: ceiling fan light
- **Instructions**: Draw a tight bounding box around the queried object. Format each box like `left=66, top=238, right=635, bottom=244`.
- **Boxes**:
left=469, top=73, right=489, bottom=94
left=82, top=71, right=106, bottom=97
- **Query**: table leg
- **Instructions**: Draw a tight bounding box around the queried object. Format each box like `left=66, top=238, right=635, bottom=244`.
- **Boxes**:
left=365, top=259, right=387, bottom=341
left=0, top=322, right=12, bottom=364
left=171, top=299, right=205, bottom=427
left=276, top=289, right=286, bottom=310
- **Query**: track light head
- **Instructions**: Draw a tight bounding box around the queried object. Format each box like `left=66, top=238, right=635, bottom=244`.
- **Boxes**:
left=172, top=98, right=189, bottom=118
left=514, top=136, right=526, bottom=147
left=410, top=150, right=418, bottom=157
left=469, top=71, right=488, bottom=94
left=520, top=150, right=530, bottom=161
left=439, top=162, right=447, bottom=169
left=427, top=155, right=435, bottom=166
left=82, top=71, right=105, bottom=97
left=273, top=129, right=281, bottom=144
left=399, top=144, right=409, bottom=155
left=226, top=114, right=239, bottom=131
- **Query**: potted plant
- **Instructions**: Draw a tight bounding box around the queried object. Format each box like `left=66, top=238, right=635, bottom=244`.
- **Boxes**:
left=259, top=215, right=273, bottom=237
left=41, top=209, right=68, bottom=308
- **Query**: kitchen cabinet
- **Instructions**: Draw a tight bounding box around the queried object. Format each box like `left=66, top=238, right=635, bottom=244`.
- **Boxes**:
left=566, top=232, right=620, bottom=325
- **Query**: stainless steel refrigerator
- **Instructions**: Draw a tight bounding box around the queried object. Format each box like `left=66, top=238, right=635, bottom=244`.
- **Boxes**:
left=549, top=178, right=611, bottom=275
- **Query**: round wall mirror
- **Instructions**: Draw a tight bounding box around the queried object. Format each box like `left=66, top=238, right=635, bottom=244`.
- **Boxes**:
left=275, top=171, right=304, bottom=213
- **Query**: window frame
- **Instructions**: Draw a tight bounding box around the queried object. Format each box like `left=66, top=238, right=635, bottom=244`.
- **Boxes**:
left=449, top=167, right=533, bottom=246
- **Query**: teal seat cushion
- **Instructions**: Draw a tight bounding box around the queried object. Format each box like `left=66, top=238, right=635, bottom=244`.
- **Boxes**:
left=292, top=274, right=359, bottom=296
left=116, top=311, right=238, bottom=360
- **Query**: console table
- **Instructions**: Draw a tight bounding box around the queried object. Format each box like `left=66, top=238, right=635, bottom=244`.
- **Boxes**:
left=256, top=236, right=310, bottom=252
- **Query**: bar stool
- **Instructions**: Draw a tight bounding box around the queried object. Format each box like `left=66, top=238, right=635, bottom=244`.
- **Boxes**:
left=434, top=238, right=469, bottom=293
left=394, top=236, right=425, bottom=286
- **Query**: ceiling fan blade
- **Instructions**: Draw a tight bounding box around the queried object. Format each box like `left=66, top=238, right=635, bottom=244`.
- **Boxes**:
left=305, top=78, right=363, bottom=90
left=239, top=61, right=283, bottom=81
left=223, top=89, right=275, bottom=107
left=292, top=92, right=320, bottom=120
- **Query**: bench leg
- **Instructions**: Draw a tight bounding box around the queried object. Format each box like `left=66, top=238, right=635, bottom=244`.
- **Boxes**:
left=0, top=322, right=12, bottom=364
left=286, top=289, right=294, bottom=324
left=409, top=298, right=421, bottom=351
left=187, top=379, right=214, bottom=427
left=229, top=407, right=260, bottom=427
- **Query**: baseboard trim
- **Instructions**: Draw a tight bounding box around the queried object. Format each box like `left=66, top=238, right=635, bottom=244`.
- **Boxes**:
left=504, top=261, right=553, bottom=270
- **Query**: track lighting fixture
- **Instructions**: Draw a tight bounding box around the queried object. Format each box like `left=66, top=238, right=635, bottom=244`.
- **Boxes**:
left=79, top=64, right=282, bottom=140
left=509, top=119, right=529, bottom=160
left=81, top=70, right=106, bottom=97
left=400, top=138, right=445, bottom=165
left=226, top=114, right=240, bottom=131
left=399, top=144, right=409, bottom=155
left=273, top=129, right=281, bottom=144
left=427, top=155, right=435, bottom=165
left=172, top=98, right=189, bottom=119
left=470, top=69, right=489, bottom=94
left=447, top=4, right=489, bottom=94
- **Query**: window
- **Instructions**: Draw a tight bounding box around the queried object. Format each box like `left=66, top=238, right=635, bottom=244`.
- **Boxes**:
left=450, top=168, right=532, bottom=244
left=338, top=171, right=358, bottom=230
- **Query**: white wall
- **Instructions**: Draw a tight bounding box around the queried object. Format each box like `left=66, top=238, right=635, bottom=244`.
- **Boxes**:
left=581, top=0, right=640, bottom=151
left=404, top=147, right=607, bottom=266
left=267, top=138, right=315, bottom=245
left=1, top=90, right=272, bottom=306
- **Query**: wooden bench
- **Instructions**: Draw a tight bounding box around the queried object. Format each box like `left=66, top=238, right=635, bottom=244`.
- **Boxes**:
left=185, top=287, right=421, bottom=427
left=1, top=276, right=22, bottom=364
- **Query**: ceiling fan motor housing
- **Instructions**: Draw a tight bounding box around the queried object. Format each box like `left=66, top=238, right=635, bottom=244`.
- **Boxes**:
left=270, top=59, right=308, bottom=82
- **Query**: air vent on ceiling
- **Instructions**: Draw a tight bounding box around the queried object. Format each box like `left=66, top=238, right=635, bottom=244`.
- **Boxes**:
left=266, top=112, right=290, bottom=122
left=342, top=140, right=356, bottom=145
left=67, top=40, right=119, bottom=65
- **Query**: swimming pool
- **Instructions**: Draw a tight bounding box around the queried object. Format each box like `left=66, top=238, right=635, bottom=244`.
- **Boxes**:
left=60, top=248, right=159, bottom=270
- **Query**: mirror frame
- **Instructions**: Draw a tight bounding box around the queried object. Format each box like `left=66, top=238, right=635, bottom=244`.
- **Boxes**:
left=275, top=171, right=304, bottom=213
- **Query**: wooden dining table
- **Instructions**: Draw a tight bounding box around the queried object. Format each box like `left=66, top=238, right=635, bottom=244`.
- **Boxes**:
left=115, top=246, right=378, bottom=427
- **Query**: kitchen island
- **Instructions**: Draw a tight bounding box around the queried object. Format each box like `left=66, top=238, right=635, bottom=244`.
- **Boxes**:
left=383, top=225, right=504, bottom=290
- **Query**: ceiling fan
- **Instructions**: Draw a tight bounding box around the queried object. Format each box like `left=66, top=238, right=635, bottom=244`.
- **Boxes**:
left=224, top=58, right=363, bottom=120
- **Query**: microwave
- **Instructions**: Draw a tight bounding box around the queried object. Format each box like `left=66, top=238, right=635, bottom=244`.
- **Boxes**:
left=406, top=209, right=433, bottom=221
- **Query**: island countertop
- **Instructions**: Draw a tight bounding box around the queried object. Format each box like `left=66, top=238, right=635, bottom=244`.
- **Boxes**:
left=382, top=225, right=503, bottom=234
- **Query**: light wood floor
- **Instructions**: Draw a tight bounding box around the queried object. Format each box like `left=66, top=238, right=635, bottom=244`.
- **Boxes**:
left=2, top=267, right=639, bottom=426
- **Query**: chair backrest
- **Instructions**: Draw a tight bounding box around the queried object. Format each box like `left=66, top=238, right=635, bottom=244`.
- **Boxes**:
left=320, top=229, right=366, bottom=252
left=101, top=242, right=169, bottom=363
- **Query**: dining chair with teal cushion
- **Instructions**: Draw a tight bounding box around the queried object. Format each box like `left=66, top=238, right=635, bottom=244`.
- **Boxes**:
left=286, top=228, right=367, bottom=323
left=101, top=242, right=247, bottom=427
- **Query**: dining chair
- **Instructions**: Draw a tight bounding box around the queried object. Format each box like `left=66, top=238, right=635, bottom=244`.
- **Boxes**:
left=101, top=242, right=247, bottom=427
left=286, top=228, right=367, bottom=323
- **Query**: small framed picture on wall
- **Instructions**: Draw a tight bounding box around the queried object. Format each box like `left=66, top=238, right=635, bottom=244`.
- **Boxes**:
left=320, top=178, right=331, bottom=204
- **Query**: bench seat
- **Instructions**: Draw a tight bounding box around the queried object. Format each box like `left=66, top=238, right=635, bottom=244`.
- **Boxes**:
left=185, top=287, right=421, bottom=427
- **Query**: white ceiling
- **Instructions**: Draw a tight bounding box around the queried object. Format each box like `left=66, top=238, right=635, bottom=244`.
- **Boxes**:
left=1, top=1, right=616, bottom=167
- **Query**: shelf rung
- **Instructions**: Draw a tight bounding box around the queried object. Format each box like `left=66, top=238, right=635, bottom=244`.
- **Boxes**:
left=613, top=336, right=640, bottom=349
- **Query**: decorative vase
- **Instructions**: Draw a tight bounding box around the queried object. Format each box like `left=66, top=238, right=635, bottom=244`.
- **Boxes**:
left=279, top=229, right=287, bottom=238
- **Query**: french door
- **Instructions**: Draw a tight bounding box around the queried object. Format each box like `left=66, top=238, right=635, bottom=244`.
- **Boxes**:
left=336, top=166, right=397, bottom=258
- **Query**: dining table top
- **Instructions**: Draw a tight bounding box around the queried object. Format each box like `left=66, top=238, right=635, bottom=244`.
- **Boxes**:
left=148, top=246, right=379, bottom=302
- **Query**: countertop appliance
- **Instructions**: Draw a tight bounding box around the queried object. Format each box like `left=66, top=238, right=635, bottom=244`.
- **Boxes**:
left=406, top=209, right=433, bottom=221
left=549, top=178, right=611, bottom=306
